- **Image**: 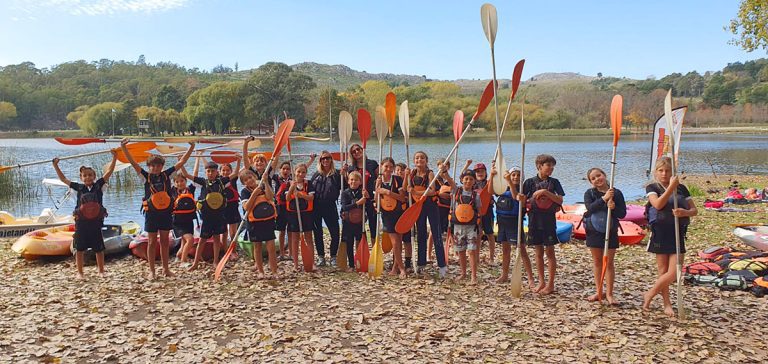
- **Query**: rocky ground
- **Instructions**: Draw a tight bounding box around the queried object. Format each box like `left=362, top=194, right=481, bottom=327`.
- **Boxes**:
left=1, top=174, right=766, bottom=363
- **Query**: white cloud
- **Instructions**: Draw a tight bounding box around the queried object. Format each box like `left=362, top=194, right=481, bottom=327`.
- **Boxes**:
left=10, top=0, right=191, bottom=16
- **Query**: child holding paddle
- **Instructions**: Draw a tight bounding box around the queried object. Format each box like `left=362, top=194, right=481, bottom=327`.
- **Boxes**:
left=376, top=157, right=407, bottom=278
left=285, top=163, right=316, bottom=272
left=523, top=154, right=565, bottom=295
left=180, top=161, right=230, bottom=270
left=240, top=169, right=279, bottom=279
left=490, top=166, right=534, bottom=288
left=52, top=151, right=117, bottom=280
left=463, top=160, right=496, bottom=266
left=341, top=171, right=367, bottom=272
left=431, top=159, right=453, bottom=263
left=219, top=160, right=242, bottom=253
left=395, top=162, right=413, bottom=270
left=409, top=151, right=447, bottom=277
left=449, top=169, right=482, bottom=284
left=121, top=138, right=195, bottom=280
left=272, top=161, right=292, bottom=260
left=643, top=156, right=698, bottom=316
left=343, top=143, right=378, bottom=242
left=583, top=167, right=627, bottom=304
left=170, top=173, right=197, bottom=266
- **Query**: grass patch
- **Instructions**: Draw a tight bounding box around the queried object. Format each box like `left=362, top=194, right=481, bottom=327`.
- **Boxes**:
left=687, top=185, right=705, bottom=197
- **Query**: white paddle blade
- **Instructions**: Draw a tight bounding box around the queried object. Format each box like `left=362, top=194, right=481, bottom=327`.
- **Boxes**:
left=339, top=110, right=354, bottom=146
left=399, top=100, right=410, bottom=143
left=112, top=161, right=132, bottom=173
left=493, top=147, right=507, bottom=195
left=480, top=3, right=498, bottom=46
left=664, top=89, right=674, bottom=133
left=375, top=106, right=387, bottom=145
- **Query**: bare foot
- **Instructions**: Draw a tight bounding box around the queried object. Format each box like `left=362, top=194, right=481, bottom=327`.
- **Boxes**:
left=76, top=274, right=86, bottom=281
left=534, top=284, right=546, bottom=293
left=496, top=276, right=509, bottom=284
left=388, top=270, right=397, bottom=276
left=455, top=274, right=465, bottom=282
left=663, top=304, right=675, bottom=317
left=213, top=260, right=219, bottom=267
left=642, top=292, right=653, bottom=311
left=164, top=270, right=174, bottom=278
left=606, top=295, right=619, bottom=306
left=470, top=278, right=478, bottom=285
left=586, top=293, right=599, bottom=302
left=539, top=285, right=555, bottom=295
left=399, top=272, right=407, bottom=279
left=346, top=268, right=355, bottom=273
left=98, top=272, right=107, bottom=278
left=528, top=282, right=537, bottom=291
left=188, top=264, right=198, bottom=272
left=147, top=273, right=157, bottom=281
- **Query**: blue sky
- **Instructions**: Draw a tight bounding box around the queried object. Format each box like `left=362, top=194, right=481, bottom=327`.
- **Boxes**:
left=0, top=0, right=764, bottom=81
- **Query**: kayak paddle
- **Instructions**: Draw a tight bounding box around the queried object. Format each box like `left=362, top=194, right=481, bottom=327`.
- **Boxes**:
left=371, top=106, right=388, bottom=278
left=356, top=108, right=372, bottom=272
left=510, top=99, right=526, bottom=298
left=214, top=119, right=295, bottom=281
left=493, top=59, right=526, bottom=195
left=597, top=95, right=623, bottom=302
left=395, top=80, right=496, bottom=234
left=0, top=141, right=156, bottom=174
left=386, top=92, right=397, bottom=158
left=398, top=100, right=414, bottom=269
left=664, top=90, right=686, bottom=319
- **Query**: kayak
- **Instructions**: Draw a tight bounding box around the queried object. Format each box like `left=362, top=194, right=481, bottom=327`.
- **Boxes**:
left=179, top=234, right=238, bottom=262
left=567, top=219, right=646, bottom=245
left=237, top=233, right=280, bottom=259
left=12, top=221, right=140, bottom=260
left=623, top=205, right=647, bottom=226
left=521, top=218, right=573, bottom=243
left=0, top=209, right=74, bottom=238
left=69, top=221, right=141, bottom=256
left=733, top=225, right=768, bottom=252
left=11, top=224, right=75, bottom=259
left=129, top=231, right=181, bottom=260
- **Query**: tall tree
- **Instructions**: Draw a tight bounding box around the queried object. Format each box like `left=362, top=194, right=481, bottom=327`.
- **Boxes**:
left=0, top=101, right=17, bottom=129
left=243, top=62, right=316, bottom=130
left=154, top=85, right=185, bottom=111
left=729, top=0, right=768, bottom=52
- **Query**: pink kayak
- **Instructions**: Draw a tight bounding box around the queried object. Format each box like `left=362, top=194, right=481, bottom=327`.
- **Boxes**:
left=621, top=205, right=647, bottom=226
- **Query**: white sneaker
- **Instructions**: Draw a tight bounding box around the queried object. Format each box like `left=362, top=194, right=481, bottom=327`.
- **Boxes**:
left=439, top=266, right=448, bottom=279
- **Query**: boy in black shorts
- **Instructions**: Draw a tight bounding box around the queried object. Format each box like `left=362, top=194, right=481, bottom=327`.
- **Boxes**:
left=181, top=161, right=230, bottom=270
left=523, top=154, right=565, bottom=295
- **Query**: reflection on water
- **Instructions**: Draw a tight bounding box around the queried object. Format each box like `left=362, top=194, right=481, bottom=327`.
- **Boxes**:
left=1, top=134, right=766, bottom=224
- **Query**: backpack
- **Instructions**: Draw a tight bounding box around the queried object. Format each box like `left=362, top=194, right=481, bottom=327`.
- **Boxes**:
left=727, top=259, right=768, bottom=276
left=725, top=269, right=758, bottom=283
left=698, top=246, right=731, bottom=261
left=495, top=191, right=519, bottom=217
left=716, top=274, right=749, bottom=291
left=685, top=275, right=721, bottom=287
left=751, top=277, right=768, bottom=298
left=682, top=262, right=722, bottom=276
left=75, top=192, right=107, bottom=221
left=173, top=190, right=196, bottom=216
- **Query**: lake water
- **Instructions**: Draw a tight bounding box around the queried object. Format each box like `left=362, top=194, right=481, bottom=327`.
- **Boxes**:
left=1, top=134, right=766, bottom=225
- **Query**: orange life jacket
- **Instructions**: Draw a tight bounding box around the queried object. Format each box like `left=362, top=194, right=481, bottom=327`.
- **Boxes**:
left=451, top=189, right=478, bottom=225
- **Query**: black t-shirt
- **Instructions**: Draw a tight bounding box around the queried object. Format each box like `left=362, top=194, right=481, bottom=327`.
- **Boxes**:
left=70, top=178, right=106, bottom=209
left=192, top=176, right=231, bottom=202
left=523, top=175, right=565, bottom=212
left=346, top=159, right=378, bottom=192
left=645, top=183, right=691, bottom=225
left=140, top=167, right=175, bottom=200
left=272, top=174, right=292, bottom=205
left=223, top=176, right=239, bottom=203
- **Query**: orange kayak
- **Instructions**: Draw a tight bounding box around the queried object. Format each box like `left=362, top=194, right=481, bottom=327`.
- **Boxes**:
left=559, top=215, right=646, bottom=246
left=11, top=224, right=75, bottom=259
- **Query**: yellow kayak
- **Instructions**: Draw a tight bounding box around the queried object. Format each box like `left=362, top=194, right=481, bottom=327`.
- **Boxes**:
left=12, top=221, right=141, bottom=260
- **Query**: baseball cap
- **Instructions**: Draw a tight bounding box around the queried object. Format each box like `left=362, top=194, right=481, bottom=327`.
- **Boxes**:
left=474, top=163, right=487, bottom=170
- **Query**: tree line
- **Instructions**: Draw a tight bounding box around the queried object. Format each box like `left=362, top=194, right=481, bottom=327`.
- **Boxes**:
left=1, top=57, right=767, bottom=136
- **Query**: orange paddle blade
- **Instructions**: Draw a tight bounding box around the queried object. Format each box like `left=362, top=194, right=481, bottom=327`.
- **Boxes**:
left=381, top=233, right=392, bottom=254
left=385, top=92, right=397, bottom=133
left=355, top=235, right=370, bottom=273
left=610, top=95, right=623, bottom=146
left=453, top=110, right=464, bottom=142
left=300, top=236, right=314, bottom=272
left=395, top=198, right=425, bottom=234
left=597, top=256, right=608, bottom=301
left=214, top=240, right=238, bottom=281
left=272, top=119, right=295, bottom=159
left=510, top=59, right=526, bottom=101
left=248, top=151, right=273, bottom=160
left=210, top=151, right=238, bottom=164
left=114, top=142, right=157, bottom=163
left=55, top=137, right=106, bottom=145
left=357, top=109, right=372, bottom=148
left=472, top=80, right=496, bottom=120
left=479, top=188, right=491, bottom=216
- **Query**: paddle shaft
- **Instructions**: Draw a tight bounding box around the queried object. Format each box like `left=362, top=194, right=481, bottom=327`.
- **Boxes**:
left=214, top=220, right=247, bottom=281
left=602, top=145, right=618, bottom=256
left=2, top=148, right=113, bottom=172
left=511, top=104, right=526, bottom=298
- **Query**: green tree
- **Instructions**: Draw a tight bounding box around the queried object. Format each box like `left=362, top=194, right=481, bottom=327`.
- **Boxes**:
left=154, top=85, right=185, bottom=111
left=184, top=82, right=245, bottom=134
left=0, top=101, right=18, bottom=129
left=243, top=62, right=316, bottom=130
left=308, top=88, right=344, bottom=133
left=728, top=0, right=768, bottom=52
left=72, top=102, right=125, bottom=135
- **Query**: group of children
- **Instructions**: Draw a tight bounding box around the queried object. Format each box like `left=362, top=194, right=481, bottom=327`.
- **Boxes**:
left=53, top=136, right=697, bottom=315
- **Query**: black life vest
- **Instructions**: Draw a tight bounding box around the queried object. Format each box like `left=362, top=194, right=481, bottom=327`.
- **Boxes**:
left=173, top=190, right=196, bottom=215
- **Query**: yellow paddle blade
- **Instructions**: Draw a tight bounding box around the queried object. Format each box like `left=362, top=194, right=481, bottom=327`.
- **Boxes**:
left=337, top=241, right=348, bottom=270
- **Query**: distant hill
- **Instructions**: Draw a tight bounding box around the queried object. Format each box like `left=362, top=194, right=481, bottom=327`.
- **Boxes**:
left=528, top=72, right=595, bottom=83
left=289, top=62, right=428, bottom=91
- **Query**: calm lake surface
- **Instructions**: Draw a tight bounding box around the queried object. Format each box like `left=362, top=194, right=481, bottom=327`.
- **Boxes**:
left=1, top=134, right=766, bottom=225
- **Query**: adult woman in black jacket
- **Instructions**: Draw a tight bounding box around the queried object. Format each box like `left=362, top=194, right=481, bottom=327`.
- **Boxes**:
left=309, top=151, right=342, bottom=266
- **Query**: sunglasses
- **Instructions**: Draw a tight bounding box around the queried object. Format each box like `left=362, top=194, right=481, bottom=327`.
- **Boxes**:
left=320, top=157, right=332, bottom=161
left=352, top=148, right=362, bottom=153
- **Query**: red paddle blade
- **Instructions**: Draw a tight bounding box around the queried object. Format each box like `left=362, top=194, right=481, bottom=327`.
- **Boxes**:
left=598, top=256, right=608, bottom=301
left=479, top=188, right=491, bottom=216
left=330, top=152, right=343, bottom=161
left=510, top=59, right=526, bottom=101
left=301, top=236, right=313, bottom=272
left=385, top=92, right=397, bottom=133
left=610, top=95, right=623, bottom=146
left=210, top=151, right=238, bottom=164
left=472, top=80, right=496, bottom=120
left=453, top=110, right=464, bottom=142
left=357, top=109, right=372, bottom=148
left=55, top=137, right=106, bottom=145
left=395, top=198, right=425, bottom=234
left=114, top=142, right=157, bottom=163
left=272, top=119, right=295, bottom=158
left=356, top=235, right=370, bottom=273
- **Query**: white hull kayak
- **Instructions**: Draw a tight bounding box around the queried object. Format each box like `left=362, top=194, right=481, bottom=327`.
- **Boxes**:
left=0, top=209, right=74, bottom=238
left=733, top=225, right=768, bottom=252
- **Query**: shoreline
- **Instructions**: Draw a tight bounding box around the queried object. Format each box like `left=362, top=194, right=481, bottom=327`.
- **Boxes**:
left=2, top=125, right=768, bottom=139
